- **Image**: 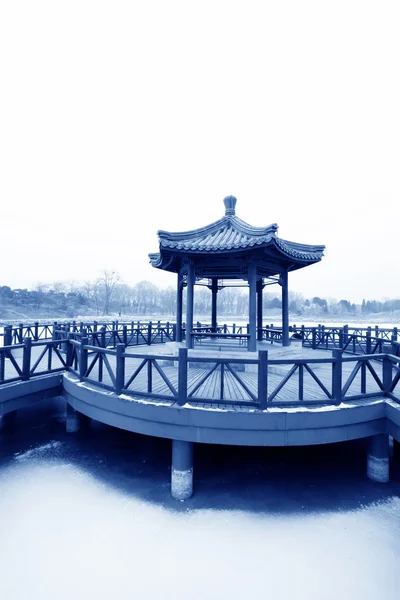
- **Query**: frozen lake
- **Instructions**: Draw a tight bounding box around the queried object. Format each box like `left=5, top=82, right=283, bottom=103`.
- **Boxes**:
left=0, top=400, right=399, bottom=600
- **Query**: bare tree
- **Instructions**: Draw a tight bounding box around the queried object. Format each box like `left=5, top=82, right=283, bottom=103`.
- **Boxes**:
left=97, top=269, right=121, bottom=315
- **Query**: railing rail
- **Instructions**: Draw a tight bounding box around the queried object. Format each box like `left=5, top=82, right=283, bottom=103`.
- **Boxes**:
left=1, top=334, right=400, bottom=409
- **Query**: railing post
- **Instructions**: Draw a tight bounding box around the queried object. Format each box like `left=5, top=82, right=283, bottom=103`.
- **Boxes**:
left=34, top=321, right=39, bottom=341
left=147, top=321, right=152, bottom=345
left=233, top=323, right=236, bottom=334
left=122, top=325, right=128, bottom=347
left=100, top=326, right=106, bottom=348
left=338, top=329, right=344, bottom=350
left=312, top=327, right=317, bottom=350
left=4, top=325, right=12, bottom=347
left=66, top=338, right=74, bottom=368
left=391, top=336, right=397, bottom=355
left=79, top=333, right=88, bottom=382
left=343, top=324, right=349, bottom=345
left=321, top=325, right=326, bottom=348
left=366, top=329, right=372, bottom=354
left=258, top=350, right=268, bottom=409
left=22, top=337, right=32, bottom=381
left=332, top=349, right=343, bottom=404
left=172, top=323, right=177, bottom=342
left=375, top=325, right=379, bottom=339
left=383, top=355, right=393, bottom=395
left=93, top=321, right=98, bottom=333
left=178, top=348, right=188, bottom=406
left=18, top=323, right=24, bottom=344
left=52, top=321, right=58, bottom=341
left=116, top=343, right=125, bottom=395
left=393, top=327, right=398, bottom=342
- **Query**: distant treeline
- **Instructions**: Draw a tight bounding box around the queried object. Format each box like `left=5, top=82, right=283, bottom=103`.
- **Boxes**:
left=1, top=270, right=399, bottom=318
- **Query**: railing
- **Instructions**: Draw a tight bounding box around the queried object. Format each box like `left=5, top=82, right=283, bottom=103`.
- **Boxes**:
left=0, top=320, right=177, bottom=347
left=1, top=320, right=399, bottom=351
left=1, top=334, right=400, bottom=409
left=64, top=338, right=400, bottom=409
left=0, top=338, right=67, bottom=384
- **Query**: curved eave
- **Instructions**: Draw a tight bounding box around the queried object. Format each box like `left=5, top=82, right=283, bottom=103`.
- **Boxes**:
left=149, top=236, right=325, bottom=271
left=273, top=237, right=325, bottom=262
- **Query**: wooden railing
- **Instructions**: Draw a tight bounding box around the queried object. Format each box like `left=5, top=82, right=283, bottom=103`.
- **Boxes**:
left=1, top=335, right=400, bottom=409
left=1, top=320, right=399, bottom=350
left=65, top=339, right=400, bottom=409
left=0, top=338, right=67, bottom=384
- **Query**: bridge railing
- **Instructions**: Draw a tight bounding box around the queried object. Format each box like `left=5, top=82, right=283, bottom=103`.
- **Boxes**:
left=2, top=335, right=400, bottom=409
left=0, top=338, right=68, bottom=385
left=63, top=338, right=400, bottom=409
left=1, top=320, right=399, bottom=351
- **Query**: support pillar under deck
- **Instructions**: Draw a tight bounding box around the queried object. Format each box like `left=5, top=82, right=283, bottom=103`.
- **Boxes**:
left=66, top=404, right=90, bottom=433
left=171, top=439, right=193, bottom=500
left=367, top=433, right=389, bottom=483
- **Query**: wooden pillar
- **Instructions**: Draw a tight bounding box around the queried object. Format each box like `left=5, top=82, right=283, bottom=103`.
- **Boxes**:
left=257, top=279, right=263, bottom=341
left=211, top=278, right=218, bottom=333
left=248, top=264, right=257, bottom=352
left=186, top=262, right=195, bottom=349
left=281, top=269, right=289, bottom=347
left=176, top=273, right=183, bottom=343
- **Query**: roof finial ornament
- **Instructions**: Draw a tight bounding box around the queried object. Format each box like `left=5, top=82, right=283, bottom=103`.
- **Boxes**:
left=224, top=195, right=237, bottom=216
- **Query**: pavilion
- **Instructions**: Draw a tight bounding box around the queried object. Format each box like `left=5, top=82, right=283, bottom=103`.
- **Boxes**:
left=149, top=196, right=325, bottom=351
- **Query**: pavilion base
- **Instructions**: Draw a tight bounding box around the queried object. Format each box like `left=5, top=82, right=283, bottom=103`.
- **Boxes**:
left=159, top=341, right=325, bottom=375
left=171, top=440, right=193, bottom=500
left=367, top=434, right=389, bottom=483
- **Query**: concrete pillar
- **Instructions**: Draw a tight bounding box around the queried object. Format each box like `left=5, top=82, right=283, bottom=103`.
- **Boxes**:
left=66, top=404, right=89, bottom=433
left=367, top=434, right=389, bottom=483
left=186, top=262, right=195, bottom=349
left=281, top=269, right=289, bottom=347
left=211, top=278, right=218, bottom=333
left=171, top=439, right=193, bottom=500
left=257, top=279, right=263, bottom=341
left=248, top=264, right=257, bottom=352
left=176, top=273, right=183, bottom=343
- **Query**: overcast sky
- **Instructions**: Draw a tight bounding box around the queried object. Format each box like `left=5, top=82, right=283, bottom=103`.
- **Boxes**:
left=1, top=1, right=399, bottom=303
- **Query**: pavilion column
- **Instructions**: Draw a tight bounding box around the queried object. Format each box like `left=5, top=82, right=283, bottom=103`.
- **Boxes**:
left=176, top=273, right=183, bottom=343
left=257, top=279, right=263, bottom=341
left=248, top=263, right=257, bottom=352
left=281, top=269, right=289, bottom=346
left=186, top=262, right=195, bottom=349
left=211, top=278, right=218, bottom=333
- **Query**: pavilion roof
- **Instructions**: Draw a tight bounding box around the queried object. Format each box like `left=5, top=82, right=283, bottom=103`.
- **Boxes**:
left=149, top=196, right=325, bottom=274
